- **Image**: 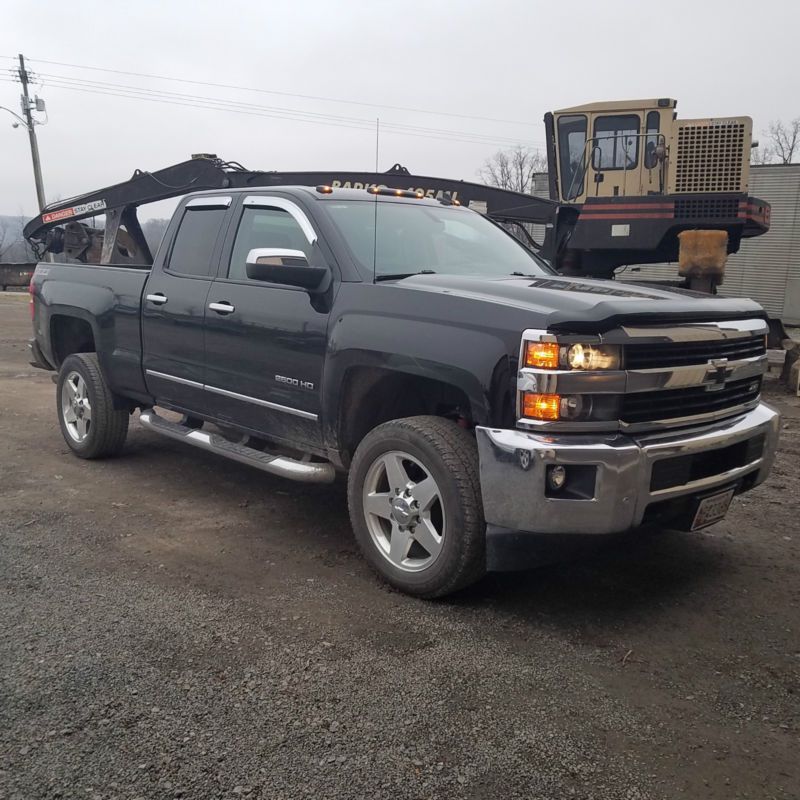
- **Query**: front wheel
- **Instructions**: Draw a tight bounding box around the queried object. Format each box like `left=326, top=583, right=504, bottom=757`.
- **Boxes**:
left=347, top=416, right=485, bottom=598
left=57, top=353, right=129, bottom=459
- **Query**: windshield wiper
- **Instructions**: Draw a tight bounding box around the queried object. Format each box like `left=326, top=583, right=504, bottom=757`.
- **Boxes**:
left=509, top=271, right=538, bottom=278
left=374, top=269, right=437, bottom=282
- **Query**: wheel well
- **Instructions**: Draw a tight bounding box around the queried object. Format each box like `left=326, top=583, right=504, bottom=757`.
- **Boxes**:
left=50, top=315, right=95, bottom=366
left=338, top=367, right=473, bottom=465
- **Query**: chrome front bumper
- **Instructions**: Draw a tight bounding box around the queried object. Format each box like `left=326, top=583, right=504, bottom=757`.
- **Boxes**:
left=475, top=403, right=780, bottom=537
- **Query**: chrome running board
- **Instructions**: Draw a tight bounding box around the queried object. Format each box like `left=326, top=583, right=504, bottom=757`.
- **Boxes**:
left=139, top=409, right=336, bottom=484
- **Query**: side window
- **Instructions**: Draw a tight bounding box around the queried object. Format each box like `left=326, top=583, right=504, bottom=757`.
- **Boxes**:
left=228, top=206, right=313, bottom=281
left=644, top=110, right=661, bottom=169
left=593, top=114, right=640, bottom=170
left=167, top=206, right=227, bottom=277
left=557, top=114, right=587, bottom=201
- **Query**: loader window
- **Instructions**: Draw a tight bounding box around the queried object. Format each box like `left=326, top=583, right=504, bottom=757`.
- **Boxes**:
left=644, top=110, right=660, bottom=169
left=167, top=207, right=227, bottom=277
left=557, top=115, right=587, bottom=201
left=593, top=114, right=640, bottom=171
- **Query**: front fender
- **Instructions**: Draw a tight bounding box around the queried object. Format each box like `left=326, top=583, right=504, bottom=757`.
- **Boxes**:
left=323, top=304, right=515, bottom=448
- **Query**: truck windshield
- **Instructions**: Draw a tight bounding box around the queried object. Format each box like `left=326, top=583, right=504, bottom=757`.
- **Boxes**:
left=323, top=201, right=553, bottom=280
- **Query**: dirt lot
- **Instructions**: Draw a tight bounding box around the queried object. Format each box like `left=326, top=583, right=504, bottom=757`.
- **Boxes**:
left=1, top=292, right=798, bottom=800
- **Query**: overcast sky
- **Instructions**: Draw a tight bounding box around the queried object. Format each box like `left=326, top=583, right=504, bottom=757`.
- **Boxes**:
left=2, top=0, right=798, bottom=218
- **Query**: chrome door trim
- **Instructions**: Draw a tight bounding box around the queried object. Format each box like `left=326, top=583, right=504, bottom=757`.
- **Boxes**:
left=145, top=369, right=204, bottom=390
left=242, top=196, right=318, bottom=244
left=204, top=384, right=318, bottom=421
left=186, top=196, right=232, bottom=208
left=144, top=370, right=318, bottom=421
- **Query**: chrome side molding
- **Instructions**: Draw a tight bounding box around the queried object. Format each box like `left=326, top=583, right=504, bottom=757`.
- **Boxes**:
left=143, top=369, right=318, bottom=421
left=138, top=410, right=335, bottom=484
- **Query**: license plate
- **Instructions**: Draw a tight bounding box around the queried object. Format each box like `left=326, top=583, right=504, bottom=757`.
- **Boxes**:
left=690, top=488, right=735, bottom=531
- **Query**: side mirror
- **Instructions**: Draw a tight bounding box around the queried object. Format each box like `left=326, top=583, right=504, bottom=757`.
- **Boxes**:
left=245, top=248, right=329, bottom=292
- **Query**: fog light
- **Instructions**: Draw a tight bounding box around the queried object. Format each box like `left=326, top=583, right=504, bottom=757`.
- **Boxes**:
left=547, top=465, right=567, bottom=491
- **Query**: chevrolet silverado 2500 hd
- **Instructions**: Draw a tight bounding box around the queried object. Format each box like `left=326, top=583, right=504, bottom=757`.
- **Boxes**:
left=29, top=186, right=780, bottom=597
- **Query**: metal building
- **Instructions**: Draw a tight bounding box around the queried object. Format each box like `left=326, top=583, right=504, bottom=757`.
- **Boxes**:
left=532, top=164, right=800, bottom=323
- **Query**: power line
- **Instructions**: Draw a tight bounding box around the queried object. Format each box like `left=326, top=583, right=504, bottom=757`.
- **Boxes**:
left=6, top=54, right=538, bottom=129
left=0, top=76, right=540, bottom=148
left=29, top=71, right=546, bottom=148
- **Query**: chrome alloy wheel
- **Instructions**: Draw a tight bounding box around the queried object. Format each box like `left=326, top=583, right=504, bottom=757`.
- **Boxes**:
left=362, top=450, right=446, bottom=572
left=61, top=370, right=92, bottom=442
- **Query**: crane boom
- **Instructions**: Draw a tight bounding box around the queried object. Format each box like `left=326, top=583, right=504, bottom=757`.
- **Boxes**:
left=23, top=155, right=561, bottom=265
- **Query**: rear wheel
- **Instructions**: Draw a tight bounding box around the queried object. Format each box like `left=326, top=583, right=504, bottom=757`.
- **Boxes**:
left=57, top=353, right=129, bottom=459
left=347, top=416, right=485, bottom=598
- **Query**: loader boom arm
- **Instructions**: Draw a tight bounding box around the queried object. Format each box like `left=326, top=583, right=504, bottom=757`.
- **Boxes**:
left=24, top=155, right=561, bottom=264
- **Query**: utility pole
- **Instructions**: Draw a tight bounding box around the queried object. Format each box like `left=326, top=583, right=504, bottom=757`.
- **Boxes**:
left=17, top=53, right=47, bottom=211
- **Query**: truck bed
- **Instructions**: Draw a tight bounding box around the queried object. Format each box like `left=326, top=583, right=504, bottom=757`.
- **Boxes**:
left=31, top=261, right=151, bottom=401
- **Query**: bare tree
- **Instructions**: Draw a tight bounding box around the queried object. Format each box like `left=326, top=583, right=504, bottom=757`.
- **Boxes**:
left=750, top=144, right=774, bottom=165
left=479, top=145, right=547, bottom=194
left=765, top=118, right=800, bottom=164
left=0, top=214, right=37, bottom=263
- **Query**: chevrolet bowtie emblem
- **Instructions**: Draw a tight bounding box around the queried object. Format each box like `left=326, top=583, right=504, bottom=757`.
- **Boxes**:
left=706, top=357, right=730, bottom=391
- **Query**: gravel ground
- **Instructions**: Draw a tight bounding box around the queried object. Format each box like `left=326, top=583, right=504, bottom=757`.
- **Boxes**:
left=1, top=293, right=799, bottom=800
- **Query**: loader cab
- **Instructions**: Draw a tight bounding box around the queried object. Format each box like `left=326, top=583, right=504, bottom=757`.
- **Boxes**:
left=545, top=99, right=676, bottom=204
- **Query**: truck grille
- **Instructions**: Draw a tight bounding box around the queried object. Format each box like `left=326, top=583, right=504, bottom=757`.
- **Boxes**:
left=621, top=377, right=762, bottom=425
left=625, top=334, right=765, bottom=369
left=673, top=119, right=748, bottom=194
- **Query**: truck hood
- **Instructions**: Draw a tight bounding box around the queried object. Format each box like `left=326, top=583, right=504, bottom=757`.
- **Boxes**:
left=396, top=274, right=766, bottom=332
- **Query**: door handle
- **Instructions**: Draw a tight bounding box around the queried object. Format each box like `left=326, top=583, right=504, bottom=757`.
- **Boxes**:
left=146, top=293, right=168, bottom=305
left=209, top=301, right=235, bottom=314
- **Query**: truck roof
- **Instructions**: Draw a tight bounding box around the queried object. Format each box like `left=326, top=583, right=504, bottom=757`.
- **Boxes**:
left=183, top=185, right=459, bottom=206
left=553, top=98, right=677, bottom=114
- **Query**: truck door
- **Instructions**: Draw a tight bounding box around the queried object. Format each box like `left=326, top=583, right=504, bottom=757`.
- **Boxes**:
left=556, top=114, right=589, bottom=202
left=587, top=113, right=643, bottom=198
left=202, top=195, right=329, bottom=449
left=141, top=196, right=231, bottom=411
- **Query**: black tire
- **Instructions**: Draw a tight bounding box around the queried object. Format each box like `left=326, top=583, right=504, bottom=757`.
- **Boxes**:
left=56, top=353, right=129, bottom=459
left=347, top=415, right=485, bottom=598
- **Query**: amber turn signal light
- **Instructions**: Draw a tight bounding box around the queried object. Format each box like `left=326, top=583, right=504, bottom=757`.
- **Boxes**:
left=522, top=392, right=561, bottom=421
left=524, top=341, right=560, bottom=370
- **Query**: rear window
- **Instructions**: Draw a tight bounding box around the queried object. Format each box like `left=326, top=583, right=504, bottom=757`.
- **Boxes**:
left=167, top=207, right=227, bottom=276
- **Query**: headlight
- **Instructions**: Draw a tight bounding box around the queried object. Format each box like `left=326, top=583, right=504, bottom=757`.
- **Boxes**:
left=565, top=344, right=620, bottom=370
left=523, top=341, right=621, bottom=371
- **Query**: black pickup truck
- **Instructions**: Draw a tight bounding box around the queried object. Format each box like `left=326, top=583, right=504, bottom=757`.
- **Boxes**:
left=29, top=185, right=780, bottom=597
